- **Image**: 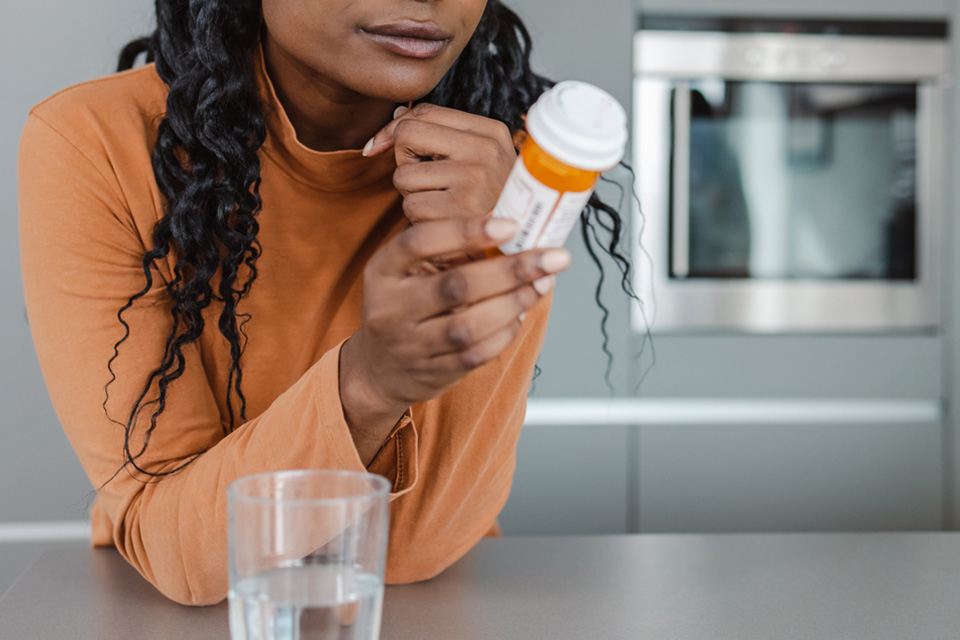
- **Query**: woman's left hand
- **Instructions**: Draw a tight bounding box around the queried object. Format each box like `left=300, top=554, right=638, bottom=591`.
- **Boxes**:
left=363, top=103, right=517, bottom=225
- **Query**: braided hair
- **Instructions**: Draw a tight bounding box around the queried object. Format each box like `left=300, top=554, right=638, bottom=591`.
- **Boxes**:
left=111, top=0, right=641, bottom=478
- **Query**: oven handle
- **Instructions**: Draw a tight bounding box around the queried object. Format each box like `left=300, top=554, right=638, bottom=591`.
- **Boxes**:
left=671, top=82, right=691, bottom=279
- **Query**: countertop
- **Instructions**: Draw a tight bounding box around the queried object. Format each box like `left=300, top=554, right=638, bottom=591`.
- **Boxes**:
left=3, top=533, right=960, bottom=639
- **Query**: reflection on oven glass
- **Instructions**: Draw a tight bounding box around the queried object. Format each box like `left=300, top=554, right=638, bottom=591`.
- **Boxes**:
left=677, top=81, right=918, bottom=281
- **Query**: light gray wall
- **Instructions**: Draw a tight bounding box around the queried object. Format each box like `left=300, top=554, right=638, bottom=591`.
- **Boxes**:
left=2, top=2, right=154, bottom=522
left=513, top=0, right=640, bottom=397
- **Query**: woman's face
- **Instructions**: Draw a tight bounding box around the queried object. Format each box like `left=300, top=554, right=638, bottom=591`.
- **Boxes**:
left=261, top=0, right=489, bottom=104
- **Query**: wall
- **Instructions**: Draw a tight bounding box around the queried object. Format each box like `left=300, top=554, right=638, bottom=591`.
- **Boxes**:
left=1, top=2, right=153, bottom=526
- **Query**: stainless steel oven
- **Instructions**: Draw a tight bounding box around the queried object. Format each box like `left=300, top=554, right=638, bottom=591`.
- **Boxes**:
left=632, top=17, right=949, bottom=332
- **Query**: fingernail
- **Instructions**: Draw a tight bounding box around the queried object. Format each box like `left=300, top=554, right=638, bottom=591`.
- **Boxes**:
left=394, top=105, right=409, bottom=119
left=362, top=137, right=375, bottom=157
left=519, top=312, right=527, bottom=322
left=533, top=276, right=555, bottom=295
left=540, top=249, right=571, bottom=273
left=486, top=218, right=518, bottom=241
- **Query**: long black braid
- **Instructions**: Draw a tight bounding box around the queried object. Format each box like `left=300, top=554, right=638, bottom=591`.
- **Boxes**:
left=110, top=0, right=642, bottom=479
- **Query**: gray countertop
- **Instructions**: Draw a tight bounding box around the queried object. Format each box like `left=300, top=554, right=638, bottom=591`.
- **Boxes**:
left=3, top=533, right=960, bottom=639
left=0, top=541, right=88, bottom=599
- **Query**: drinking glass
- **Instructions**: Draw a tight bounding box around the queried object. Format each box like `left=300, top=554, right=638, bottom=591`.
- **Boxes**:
left=228, top=470, right=390, bottom=640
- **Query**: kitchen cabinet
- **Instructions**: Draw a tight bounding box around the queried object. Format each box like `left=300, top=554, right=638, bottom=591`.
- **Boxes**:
left=639, top=421, right=942, bottom=532
left=501, top=419, right=941, bottom=535
left=499, top=426, right=632, bottom=535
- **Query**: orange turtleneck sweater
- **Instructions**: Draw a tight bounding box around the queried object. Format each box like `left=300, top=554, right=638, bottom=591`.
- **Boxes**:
left=17, top=54, right=551, bottom=606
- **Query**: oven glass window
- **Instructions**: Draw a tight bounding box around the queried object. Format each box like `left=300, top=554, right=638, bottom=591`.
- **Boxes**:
left=672, top=81, right=917, bottom=280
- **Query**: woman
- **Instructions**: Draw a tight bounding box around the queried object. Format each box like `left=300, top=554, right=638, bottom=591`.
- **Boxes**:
left=18, top=0, right=629, bottom=605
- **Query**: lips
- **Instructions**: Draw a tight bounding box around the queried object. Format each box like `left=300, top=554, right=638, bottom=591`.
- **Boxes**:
left=361, top=21, right=452, bottom=59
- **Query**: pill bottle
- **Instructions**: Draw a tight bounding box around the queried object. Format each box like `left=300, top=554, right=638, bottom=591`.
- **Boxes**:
left=491, top=81, right=628, bottom=255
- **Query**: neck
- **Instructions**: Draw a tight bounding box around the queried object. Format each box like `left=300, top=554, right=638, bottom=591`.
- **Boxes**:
left=261, top=36, right=395, bottom=152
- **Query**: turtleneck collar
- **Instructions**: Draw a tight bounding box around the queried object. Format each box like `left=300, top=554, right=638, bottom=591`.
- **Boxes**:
left=253, top=43, right=397, bottom=193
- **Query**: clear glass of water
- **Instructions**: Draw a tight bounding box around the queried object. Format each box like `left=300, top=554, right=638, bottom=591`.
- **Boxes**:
left=228, top=470, right=390, bottom=640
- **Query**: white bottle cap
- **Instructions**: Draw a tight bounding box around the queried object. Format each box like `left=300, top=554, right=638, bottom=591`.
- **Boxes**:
left=525, top=81, right=628, bottom=172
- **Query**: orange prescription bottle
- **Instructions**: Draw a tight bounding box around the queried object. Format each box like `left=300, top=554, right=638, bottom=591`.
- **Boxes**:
left=491, top=81, right=628, bottom=255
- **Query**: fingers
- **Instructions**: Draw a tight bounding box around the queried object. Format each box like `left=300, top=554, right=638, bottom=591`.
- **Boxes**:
left=390, top=119, right=512, bottom=169
left=393, top=147, right=509, bottom=224
left=401, top=191, right=481, bottom=223
left=394, top=161, right=503, bottom=219
left=367, top=103, right=516, bottom=226
left=392, top=119, right=469, bottom=164
left=416, top=279, right=548, bottom=357
left=363, top=102, right=513, bottom=159
left=425, top=320, right=525, bottom=373
left=393, top=160, right=461, bottom=196
left=372, top=218, right=519, bottom=275
left=414, top=247, right=570, bottom=319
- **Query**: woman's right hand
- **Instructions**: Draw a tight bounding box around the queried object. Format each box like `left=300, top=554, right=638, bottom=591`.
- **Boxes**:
left=339, top=217, right=570, bottom=459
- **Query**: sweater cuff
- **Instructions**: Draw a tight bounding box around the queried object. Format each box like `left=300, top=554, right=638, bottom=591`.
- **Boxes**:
left=319, top=339, right=418, bottom=498
left=366, top=411, right=419, bottom=499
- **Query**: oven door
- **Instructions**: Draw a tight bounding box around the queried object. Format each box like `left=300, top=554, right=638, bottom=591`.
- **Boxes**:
left=632, top=32, right=946, bottom=333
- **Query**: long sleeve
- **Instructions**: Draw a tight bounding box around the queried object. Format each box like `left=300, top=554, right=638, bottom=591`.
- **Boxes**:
left=18, top=65, right=552, bottom=607
left=18, top=113, right=416, bottom=605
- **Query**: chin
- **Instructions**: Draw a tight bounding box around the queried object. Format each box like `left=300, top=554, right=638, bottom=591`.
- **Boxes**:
left=360, top=71, right=447, bottom=104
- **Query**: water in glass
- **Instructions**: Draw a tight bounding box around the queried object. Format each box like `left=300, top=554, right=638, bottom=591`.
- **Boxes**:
left=229, top=564, right=383, bottom=640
